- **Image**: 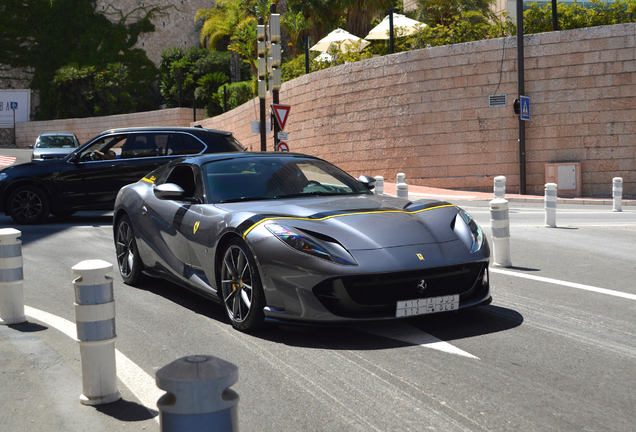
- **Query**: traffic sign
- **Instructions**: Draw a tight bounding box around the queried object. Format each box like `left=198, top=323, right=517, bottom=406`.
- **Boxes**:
left=271, top=104, right=291, bottom=130
left=277, top=132, right=288, bottom=141
left=276, top=142, right=289, bottom=152
left=520, top=96, right=530, bottom=121
left=10, top=102, right=17, bottom=110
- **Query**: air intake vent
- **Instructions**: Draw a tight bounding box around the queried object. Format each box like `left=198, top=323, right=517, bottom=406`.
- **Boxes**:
left=489, top=94, right=507, bottom=107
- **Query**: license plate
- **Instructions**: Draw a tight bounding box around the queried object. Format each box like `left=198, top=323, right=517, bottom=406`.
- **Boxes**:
left=396, top=294, right=460, bottom=317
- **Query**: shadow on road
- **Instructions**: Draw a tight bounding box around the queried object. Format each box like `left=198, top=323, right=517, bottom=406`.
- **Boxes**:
left=132, top=275, right=524, bottom=352
left=0, top=212, right=113, bottom=245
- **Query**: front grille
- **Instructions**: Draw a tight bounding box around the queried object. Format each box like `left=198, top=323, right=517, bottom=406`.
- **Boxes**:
left=313, top=262, right=487, bottom=318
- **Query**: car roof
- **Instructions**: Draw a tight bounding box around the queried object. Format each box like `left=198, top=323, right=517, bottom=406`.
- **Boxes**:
left=175, top=151, right=321, bottom=166
left=39, top=132, right=77, bottom=137
left=96, top=126, right=233, bottom=136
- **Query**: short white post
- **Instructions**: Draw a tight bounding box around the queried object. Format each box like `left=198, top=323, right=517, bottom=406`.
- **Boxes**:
left=489, top=198, right=511, bottom=267
left=613, top=177, right=623, bottom=212
left=157, top=355, right=239, bottom=432
left=0, top=228, right=27, bottom=325
left=72, top=260, right=121, bottom=406
left=544, top=183, right=557, bottom=228
left=374, top=176, right=384, bottom=195
left=494, top=176, right=506, bottom=199
left=396, top=173, right=408, bottom=198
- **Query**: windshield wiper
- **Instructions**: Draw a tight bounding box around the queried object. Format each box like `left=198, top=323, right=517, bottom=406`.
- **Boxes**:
left=218, top=196, right=271, bottom=203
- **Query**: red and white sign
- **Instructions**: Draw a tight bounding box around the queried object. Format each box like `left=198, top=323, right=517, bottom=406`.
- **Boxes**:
left=276, top=142, right=289, bottom=152
left=271, top=104, right=291, bottom=130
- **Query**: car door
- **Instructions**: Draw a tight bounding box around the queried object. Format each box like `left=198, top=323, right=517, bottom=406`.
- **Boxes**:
left=136, top=164, right=213, bottom=291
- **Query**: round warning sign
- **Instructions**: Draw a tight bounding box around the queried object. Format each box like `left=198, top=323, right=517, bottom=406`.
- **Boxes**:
left=276, top=142, right=289, bottom=152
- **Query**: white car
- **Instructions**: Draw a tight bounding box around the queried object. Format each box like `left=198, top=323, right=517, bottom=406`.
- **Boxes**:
left=30, top=132, right=80, bottom=161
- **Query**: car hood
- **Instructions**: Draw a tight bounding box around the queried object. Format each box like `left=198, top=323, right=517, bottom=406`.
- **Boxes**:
left=216, top=194, right=460, bottom=250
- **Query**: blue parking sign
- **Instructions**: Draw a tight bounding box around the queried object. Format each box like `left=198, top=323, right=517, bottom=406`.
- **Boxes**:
left=520, top=96, right=530, bottom=121
left=10, top=102, right=18, bottom=110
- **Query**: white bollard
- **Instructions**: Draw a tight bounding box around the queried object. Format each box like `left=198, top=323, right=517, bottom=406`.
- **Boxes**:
left=0, top=228, right=27, bottom=325
left=494, top=176, right=506, bottom=199
left=396, top=173, right=408, bottom=198
left=156, top=355, right=239, bottom=432
left=396, top=183, right=409, bottom=199
left=544, top=183, right=557, bottom=227
left=489, top=198, right=512, bottom=267
left=72, top=260, right=121, bottom=406
left=613, top=177, right=623, bottom=212
left=374, top=176, right=384, bottom=195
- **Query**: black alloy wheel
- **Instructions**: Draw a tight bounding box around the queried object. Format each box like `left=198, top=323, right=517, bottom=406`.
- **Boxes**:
left=115, top=214, right=145, bottom=285
left=220, top=238, right=265, bottom=331
left=8, top=186, right=50, bottom=224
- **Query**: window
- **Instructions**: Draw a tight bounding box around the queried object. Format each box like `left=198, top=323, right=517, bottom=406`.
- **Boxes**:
left=166, top=133, right=205, bottom=155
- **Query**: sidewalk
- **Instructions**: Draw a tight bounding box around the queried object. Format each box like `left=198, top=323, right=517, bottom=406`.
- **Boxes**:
left=382, top=182, right=635, bottom=206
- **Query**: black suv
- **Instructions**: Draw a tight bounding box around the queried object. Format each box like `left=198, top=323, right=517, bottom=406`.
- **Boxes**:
left=0, top=127, right=245, bottom=224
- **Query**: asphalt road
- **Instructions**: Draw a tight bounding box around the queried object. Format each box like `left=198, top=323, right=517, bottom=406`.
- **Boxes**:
left=1, top=150, right=635, bottom=431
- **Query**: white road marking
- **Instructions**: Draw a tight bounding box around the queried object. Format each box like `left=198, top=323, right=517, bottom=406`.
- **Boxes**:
left=355, top=321, right=479, bottom=359
left=24, top=306, right=161, bottom=422
left=490, top=268, right=636, bottom=301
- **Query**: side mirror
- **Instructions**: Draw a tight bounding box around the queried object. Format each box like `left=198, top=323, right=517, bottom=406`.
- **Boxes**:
left=358, top=175, right=376, bottom=190
left=154, top=183, right=186, bottom=200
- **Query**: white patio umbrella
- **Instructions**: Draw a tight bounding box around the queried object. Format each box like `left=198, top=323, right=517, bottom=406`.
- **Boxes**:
left=310, top=28, right=370, bottom=53
left=365, top=13, right=425, bottom=40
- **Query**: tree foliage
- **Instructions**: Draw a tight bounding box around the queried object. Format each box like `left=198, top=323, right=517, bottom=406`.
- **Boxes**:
left=0, top=0, right=165, bottom=119
left=159, top=47, right=251, bottom=115
left=414, top=0, right=496, bottom=26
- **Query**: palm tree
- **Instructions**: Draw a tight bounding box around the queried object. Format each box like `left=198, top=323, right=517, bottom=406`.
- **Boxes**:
left=196, top=0, right=254, bottom=50
left=282, top=10, right=311, bottom=57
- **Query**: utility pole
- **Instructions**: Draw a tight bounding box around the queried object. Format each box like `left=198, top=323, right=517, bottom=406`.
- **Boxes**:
left=269, top=4, right=282, bottom=151
left=257, top=17, right=267, bottom=151
left=516, top=0, right=526, bottom=194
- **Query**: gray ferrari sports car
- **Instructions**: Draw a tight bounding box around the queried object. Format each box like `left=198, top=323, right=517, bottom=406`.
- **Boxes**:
left=113, top=152, right=491, bottom=331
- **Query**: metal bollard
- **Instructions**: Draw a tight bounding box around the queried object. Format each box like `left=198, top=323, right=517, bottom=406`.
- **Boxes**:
left=544, top=183, right=557, bottom=228
left=156, top=355, right=239, bottom=432
left=72, top=260, right=121, bottom=406
left=396, top=183, right=409, bottom=199
left=494, top=176, right=506, bottom=199
left=0, top=228, right=27, bottom=325
left=489, top=198, right=512, bottom=267
left=613, top=177, right=623, bottom=212
left=374, top=176, right=384, bottom=195
left=396, top=173, right=408, bottom=198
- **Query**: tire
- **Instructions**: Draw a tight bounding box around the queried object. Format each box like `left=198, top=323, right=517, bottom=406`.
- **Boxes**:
left=220, top=238, right=266, bottom=332
left=115, top=214, right=145, bottom=285
left=8, top=186, right=50, bottom=224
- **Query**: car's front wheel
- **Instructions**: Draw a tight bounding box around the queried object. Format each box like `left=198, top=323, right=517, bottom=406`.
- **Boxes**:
left=7, top=186, right=50, bottom=224
left=115, top=214, right=145, bottom=285
left=220, top=238, right=265, bottom=332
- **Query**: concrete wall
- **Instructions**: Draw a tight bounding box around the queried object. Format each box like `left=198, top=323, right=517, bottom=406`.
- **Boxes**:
left=195, top=23, right=636, bottom=198
left=15, top=108, right=205, bottom=147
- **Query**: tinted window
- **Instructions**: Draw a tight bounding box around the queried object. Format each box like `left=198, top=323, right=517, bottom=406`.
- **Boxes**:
left=167, top=133, right=205, bottom=155
left=121, top=134, right=167, bottom=158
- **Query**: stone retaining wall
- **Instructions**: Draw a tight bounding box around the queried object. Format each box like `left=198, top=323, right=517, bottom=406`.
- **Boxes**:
left=14, top=108, right=205, bottom=148
left=195, top=23, right=636, bottom=197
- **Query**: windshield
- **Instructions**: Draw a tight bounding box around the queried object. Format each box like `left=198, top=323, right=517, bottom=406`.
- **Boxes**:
left=35, top=135, right=79, bottom=149
left=203, top=156, right=371, bottom=203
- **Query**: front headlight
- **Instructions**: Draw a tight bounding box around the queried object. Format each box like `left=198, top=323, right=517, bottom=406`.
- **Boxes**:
left=265, top=223, right=357, bottom=265
left=0, top=172, right=9, bottom=182
left=454, top=209, right=484, bottom=253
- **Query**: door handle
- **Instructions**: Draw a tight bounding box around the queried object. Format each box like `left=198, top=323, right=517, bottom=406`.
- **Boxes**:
left=141, top=206, right=147, bottom=215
